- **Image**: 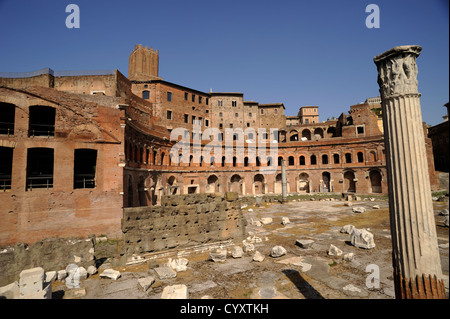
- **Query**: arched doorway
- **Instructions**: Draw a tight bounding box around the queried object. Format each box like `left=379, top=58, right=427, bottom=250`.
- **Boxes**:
left=127, top=175, right=133, bottom=207
left=344, top=171, right=356, bottom=193
left=327, top=126, right=337, bottom=138
left=230, top=174, right=242, bottom=194
left=138, top=176, right=147, bottom=206
left=298, top=173, right=309, bottom=193
left=150, top=175, right=160, bottom=205
left=369, top=170, right=382, bottom=193
left=275, top=173, right=282, bottom=194
left=253, top=174, right=265, bottom=195
left=314, top=128, right=324, bottom=138
left=167, top=175, right=178, bottom=195
left=302, top=129, right=311, bottom=140
left=322, top=172, right=331, bottom=192
left=289, top=130, right=299, bottom=141
left=207, top=174, right=220, bottom=193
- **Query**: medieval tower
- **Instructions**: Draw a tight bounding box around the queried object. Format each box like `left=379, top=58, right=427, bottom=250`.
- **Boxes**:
left=128, top=44, right=160, bottom=81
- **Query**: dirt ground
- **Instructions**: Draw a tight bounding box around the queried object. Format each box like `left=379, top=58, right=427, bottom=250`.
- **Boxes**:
left=52, top=195, right=449, bottom=299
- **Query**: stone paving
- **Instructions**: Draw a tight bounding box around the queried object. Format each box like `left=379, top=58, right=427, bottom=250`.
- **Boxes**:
left=49, top=196, right=449, bottom=299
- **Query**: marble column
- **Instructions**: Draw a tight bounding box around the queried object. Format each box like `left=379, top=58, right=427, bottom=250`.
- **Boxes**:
left=374, top=45, right=446, bottom=298
left=281, top=159, right=287, bottom=202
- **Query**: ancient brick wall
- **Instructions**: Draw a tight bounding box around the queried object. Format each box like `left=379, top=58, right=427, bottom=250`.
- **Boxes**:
left=0, top=237, right=95, bottom=287
left=0, top=73, right=54, bottom=90
left=121, top=193, right=247, bottom=256
left=0, top=87, right=125, bottom=246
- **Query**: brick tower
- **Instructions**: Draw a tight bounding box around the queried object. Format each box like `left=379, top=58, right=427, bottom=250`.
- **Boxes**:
left=128, top=44, right=161, bottom=81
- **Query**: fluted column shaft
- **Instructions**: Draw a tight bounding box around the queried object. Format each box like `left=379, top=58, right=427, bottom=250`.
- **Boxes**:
left=374, top=45, right=445, bottom=299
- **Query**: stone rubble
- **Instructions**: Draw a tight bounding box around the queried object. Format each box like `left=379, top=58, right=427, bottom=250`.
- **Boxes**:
left=295, top=239, right=314, bottom=249
left=65, top=264, right=81, bottom=288
left=253, top=251, right=265, bottom=262
left=350, top=228, right=376, bottom=249
left=340, top=225, right=356, bottom=234
left=167, top=258, right=189, bottom=272
left=209, top=249, right=227, bottom=262
left=45, top=271, right=57, bottom=283
left=243, top=243, right=255, bottom=253
left=87, top=265, right=98, bottom=276
left=260, top=217, right=273, bottom=225
left=0, top=281, right=20, bottom=299
left=231, top=246, right=244, bottom=258
left=161, top=284, right=189, bottom=299
left=57, top=270, right=67, bottom=281
left=343, top=253, right=354, bottom=261
left=138, top=276, right=155, bottom=292
left=328, top=244, right=343, bottom=256
left=99, top=268, right=122, bottom=280
left=19, top=267, right=51, bottom=299
left=78, top=266, right=88, bottom=280
left=352, top=207, right=367, bottom=214
left=343, top=284, right=361, bottom=293
left=270, top=246, right=287, bottom=258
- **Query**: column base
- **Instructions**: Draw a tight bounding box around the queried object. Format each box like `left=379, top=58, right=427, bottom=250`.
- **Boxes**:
left=394, top=271, right=447, bottom=299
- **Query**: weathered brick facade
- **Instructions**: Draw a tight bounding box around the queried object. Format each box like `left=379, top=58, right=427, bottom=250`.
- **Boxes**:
left=0, top=44, right=440, bottom=248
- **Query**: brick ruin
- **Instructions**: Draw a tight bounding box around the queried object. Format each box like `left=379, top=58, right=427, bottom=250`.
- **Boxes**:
left=0, top=44, right=440, bottom=252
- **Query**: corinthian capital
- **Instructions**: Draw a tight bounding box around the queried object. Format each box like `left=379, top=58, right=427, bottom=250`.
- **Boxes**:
left=373, top=45, right=422, bottom=99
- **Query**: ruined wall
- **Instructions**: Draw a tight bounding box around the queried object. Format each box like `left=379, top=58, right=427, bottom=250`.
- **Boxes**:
left=54, top=74, right=117, bottom=96
left=0, top=237, right=95, bottom=287
left=121, top=193, right=247, bottom=256
left=0, top=73, right=54, bottom=90
left=0, top=87, right=125, bottom=246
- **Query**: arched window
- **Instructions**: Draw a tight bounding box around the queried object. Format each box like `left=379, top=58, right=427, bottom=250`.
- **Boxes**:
left=0, top=146, right=13, bottom=191
left=322, top=154, right=328, bottom=164
left=357, top=152, right=364, bottom=163
left=278, top=156, right=283, bottom=166
left=333, top=154, right=340, bottom=164
left=288, top=156, right=295, bottom=166
left=26, top=147, right=54, bottom=190
left=302, top=129, right=311, bottom=140
left=345, top=153, right=352, bottom=163
left=74, top=149, right=97, bottom=189
left=310, top=155, right=317, bottom=165
left=244, top=157, right=249, bottom=167
left=299, top=156, right=305, bottom=165
left=142, top=90, right=150, bottom=100
left=29, top=105, right=55, bottom=137
left=0, top=102, right=15, bottom=136
left=314, top=128, right=324, bottom=138
left=289, top=130, right=298, bottom=141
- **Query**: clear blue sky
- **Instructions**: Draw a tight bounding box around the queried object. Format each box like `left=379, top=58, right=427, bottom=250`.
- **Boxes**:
left=0, top=0, right=448, bottom=125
